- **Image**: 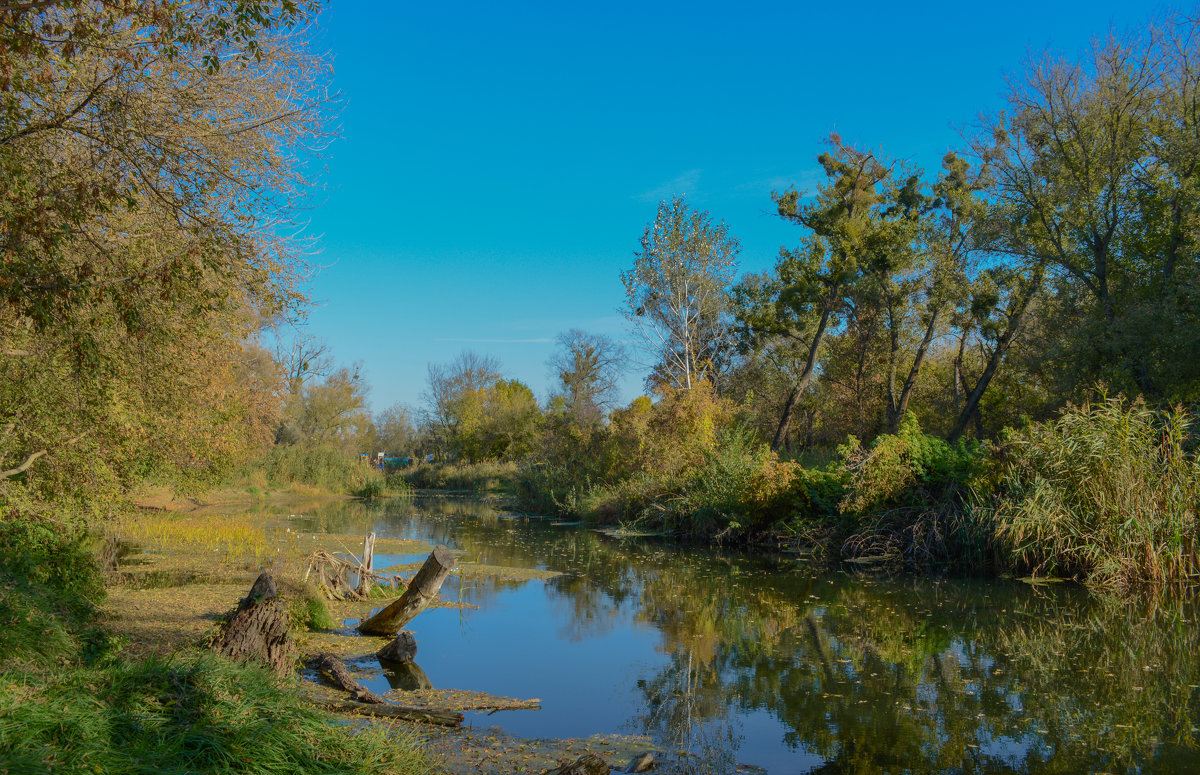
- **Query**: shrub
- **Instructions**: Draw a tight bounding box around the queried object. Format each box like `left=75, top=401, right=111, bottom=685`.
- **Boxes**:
left=987, top=396, right=1200, bottom=588
left=836, top=414, right=987, bottom=569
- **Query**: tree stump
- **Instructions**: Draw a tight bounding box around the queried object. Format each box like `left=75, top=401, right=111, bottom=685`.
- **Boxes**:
left=358, top=545, right=456, bottom=635
left=376, top=631, right=418, bottom=664
left=211, top=572, right=297, bottom=675
left=357, top=531, right=376, bottom=597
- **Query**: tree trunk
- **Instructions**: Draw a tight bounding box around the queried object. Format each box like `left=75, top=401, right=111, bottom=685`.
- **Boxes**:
left=770, top=304, right=834, bottom=453
left=358, top=546, right=456, bottom=635
left=949, top=265, right=1043, bottom=442
left=889, top=305, right=940, bottom=432
left=542, top=753, right=611, bottom=775
left=376, top=631, right=418, bottom=664
left=211, top=572, right=297, bottom=675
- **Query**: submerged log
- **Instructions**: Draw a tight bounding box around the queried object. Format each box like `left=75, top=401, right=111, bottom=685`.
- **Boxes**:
left=625, top=752, right=655, bottom=773
left=358, top=545, right=456, bottom=635
left=309, top=652, right=386, bottom=704
left=376, top=631, right=418, bottom=664
left=211, top=572, right=297, bottom=675
left=314, top=698, right=463, bottom=727
left=542, top=752, right=610, bottom=775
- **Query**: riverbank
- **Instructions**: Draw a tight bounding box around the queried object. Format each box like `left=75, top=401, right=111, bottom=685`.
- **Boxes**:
left=92, top=505, right=682, bottom=774
left=512, top=396, right=1200, bottom=590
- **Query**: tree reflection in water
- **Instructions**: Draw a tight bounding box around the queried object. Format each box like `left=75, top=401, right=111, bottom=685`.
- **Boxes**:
left=290, top=497, right=1200, bottom=773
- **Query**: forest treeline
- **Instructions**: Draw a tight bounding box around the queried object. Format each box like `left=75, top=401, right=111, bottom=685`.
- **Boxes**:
left=371, top=19, right=1200, bottom=589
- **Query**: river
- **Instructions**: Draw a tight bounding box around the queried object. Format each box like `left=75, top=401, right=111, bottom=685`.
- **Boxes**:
left=288, top=494, right=1199, bottom=774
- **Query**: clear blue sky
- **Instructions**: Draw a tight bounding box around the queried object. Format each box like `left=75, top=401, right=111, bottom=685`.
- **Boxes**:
left=300, top=0, right=1161, bottom=415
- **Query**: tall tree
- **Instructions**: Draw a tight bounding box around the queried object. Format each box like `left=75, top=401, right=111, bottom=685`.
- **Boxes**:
left=622, top=196, right=740, bottom=392
left=0, top=1, right=330, bottom=491
left=733, top=138, right=892, bottom=451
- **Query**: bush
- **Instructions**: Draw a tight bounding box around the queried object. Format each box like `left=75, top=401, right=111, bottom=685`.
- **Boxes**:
left=403, top=460, right=518, bottom=492
left=835, top=414, right=987, bottom=569
left=236, top=445, right=390, bottom=497
left=987, top=395, right=1200, bottom=588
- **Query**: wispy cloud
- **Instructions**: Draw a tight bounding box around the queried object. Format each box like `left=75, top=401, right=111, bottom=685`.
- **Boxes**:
left=435, top=337, right=554, bottom=344
left=732, top=169, right=824, bottom=197
left=634, top=169, right=701, bottom=202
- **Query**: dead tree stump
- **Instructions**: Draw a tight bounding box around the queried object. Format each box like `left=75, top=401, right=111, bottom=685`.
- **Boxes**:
left=358, top=545, right=455, bottom=635
left=357, top=531, right=376, bottom=597
left=376, top=631, right=418, bottom=664
left=211, top=572, right=297, bottom=675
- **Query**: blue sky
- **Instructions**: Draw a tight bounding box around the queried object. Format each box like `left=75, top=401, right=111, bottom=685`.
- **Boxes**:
left=299, top=0, right=1160, bottom=414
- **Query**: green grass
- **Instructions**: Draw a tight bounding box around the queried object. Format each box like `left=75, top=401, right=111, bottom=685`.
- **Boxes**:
left=233, top=445, right=403, bottom=498
left=0, top=515, right=433, bottom=775
left=986, top=395, right=1200, bottom=588
left=403, top=460, right=519, bottom=492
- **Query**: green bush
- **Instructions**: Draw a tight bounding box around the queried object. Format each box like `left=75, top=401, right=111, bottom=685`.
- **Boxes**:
left=403, top=460, right=518, bottom=492
left=835, top=414, right=987, bottom=569
left=987, top=396, right=1200, bottom=588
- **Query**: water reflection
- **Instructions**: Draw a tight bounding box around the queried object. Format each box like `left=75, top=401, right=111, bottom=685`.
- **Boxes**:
left=286, top=497, right=1200, bottom=773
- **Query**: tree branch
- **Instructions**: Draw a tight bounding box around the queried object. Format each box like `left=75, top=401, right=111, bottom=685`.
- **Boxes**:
left=1, top=449, right=47, bottom=480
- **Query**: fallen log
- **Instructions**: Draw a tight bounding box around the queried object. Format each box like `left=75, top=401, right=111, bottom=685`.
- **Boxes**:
left=542, top=752, right=610, bottom=775
left=210, top=572, right=297, bottom=675
left=625, top=752, right=655, bottom=773
left=358, top=545, right=456, bottom=635
left=309, top=652, right=386, bottom=704
left=314, top=698, right=463, bottom=727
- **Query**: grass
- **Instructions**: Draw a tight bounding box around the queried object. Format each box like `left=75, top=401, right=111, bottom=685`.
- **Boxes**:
left=987, top=396, right=1200, bottom=588
left=119, top=513, right=274, bottom=563
left=0, top=516, right=434, bottom=775
left=403, top=460, right=519, bottom=493
left=231, top=445, right=404, bottom=499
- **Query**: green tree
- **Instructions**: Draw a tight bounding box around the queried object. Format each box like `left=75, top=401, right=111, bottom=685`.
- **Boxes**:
left=733, top=137, right=891, bottom=452
left=622, top=196, right=740, bottom=392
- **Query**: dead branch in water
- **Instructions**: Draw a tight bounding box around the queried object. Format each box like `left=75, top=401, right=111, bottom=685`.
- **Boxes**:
left=302, top=541, right=404, bottom=601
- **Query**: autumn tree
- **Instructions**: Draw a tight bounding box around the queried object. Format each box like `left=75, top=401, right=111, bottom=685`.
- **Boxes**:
left=548, top=329, right=627, bottom=423
left=622, top=196, right=740, bottom=392
left=0, top=1, right=330, bottom=495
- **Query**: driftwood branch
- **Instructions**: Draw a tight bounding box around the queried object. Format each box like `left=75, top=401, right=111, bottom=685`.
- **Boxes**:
left=313, top=698, right=463, bottom=726
left=309, top=652, right=386, bottom=704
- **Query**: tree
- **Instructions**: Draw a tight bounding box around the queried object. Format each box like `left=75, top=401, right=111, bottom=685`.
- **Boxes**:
left=622, top=196, right=740, bottom=392
left=0, top=1, right=330, bottom=493
left=733, top=138, right=891, bottom=452
left=375, top=403, right=417, bottom=457
left=549, top=330, right=627, bottom=423
left=420, top=351, right=502, bottom=459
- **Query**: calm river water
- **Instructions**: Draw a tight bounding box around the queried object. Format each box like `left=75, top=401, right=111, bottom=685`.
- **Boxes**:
left=287, top=495, right=1199, bottom=774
